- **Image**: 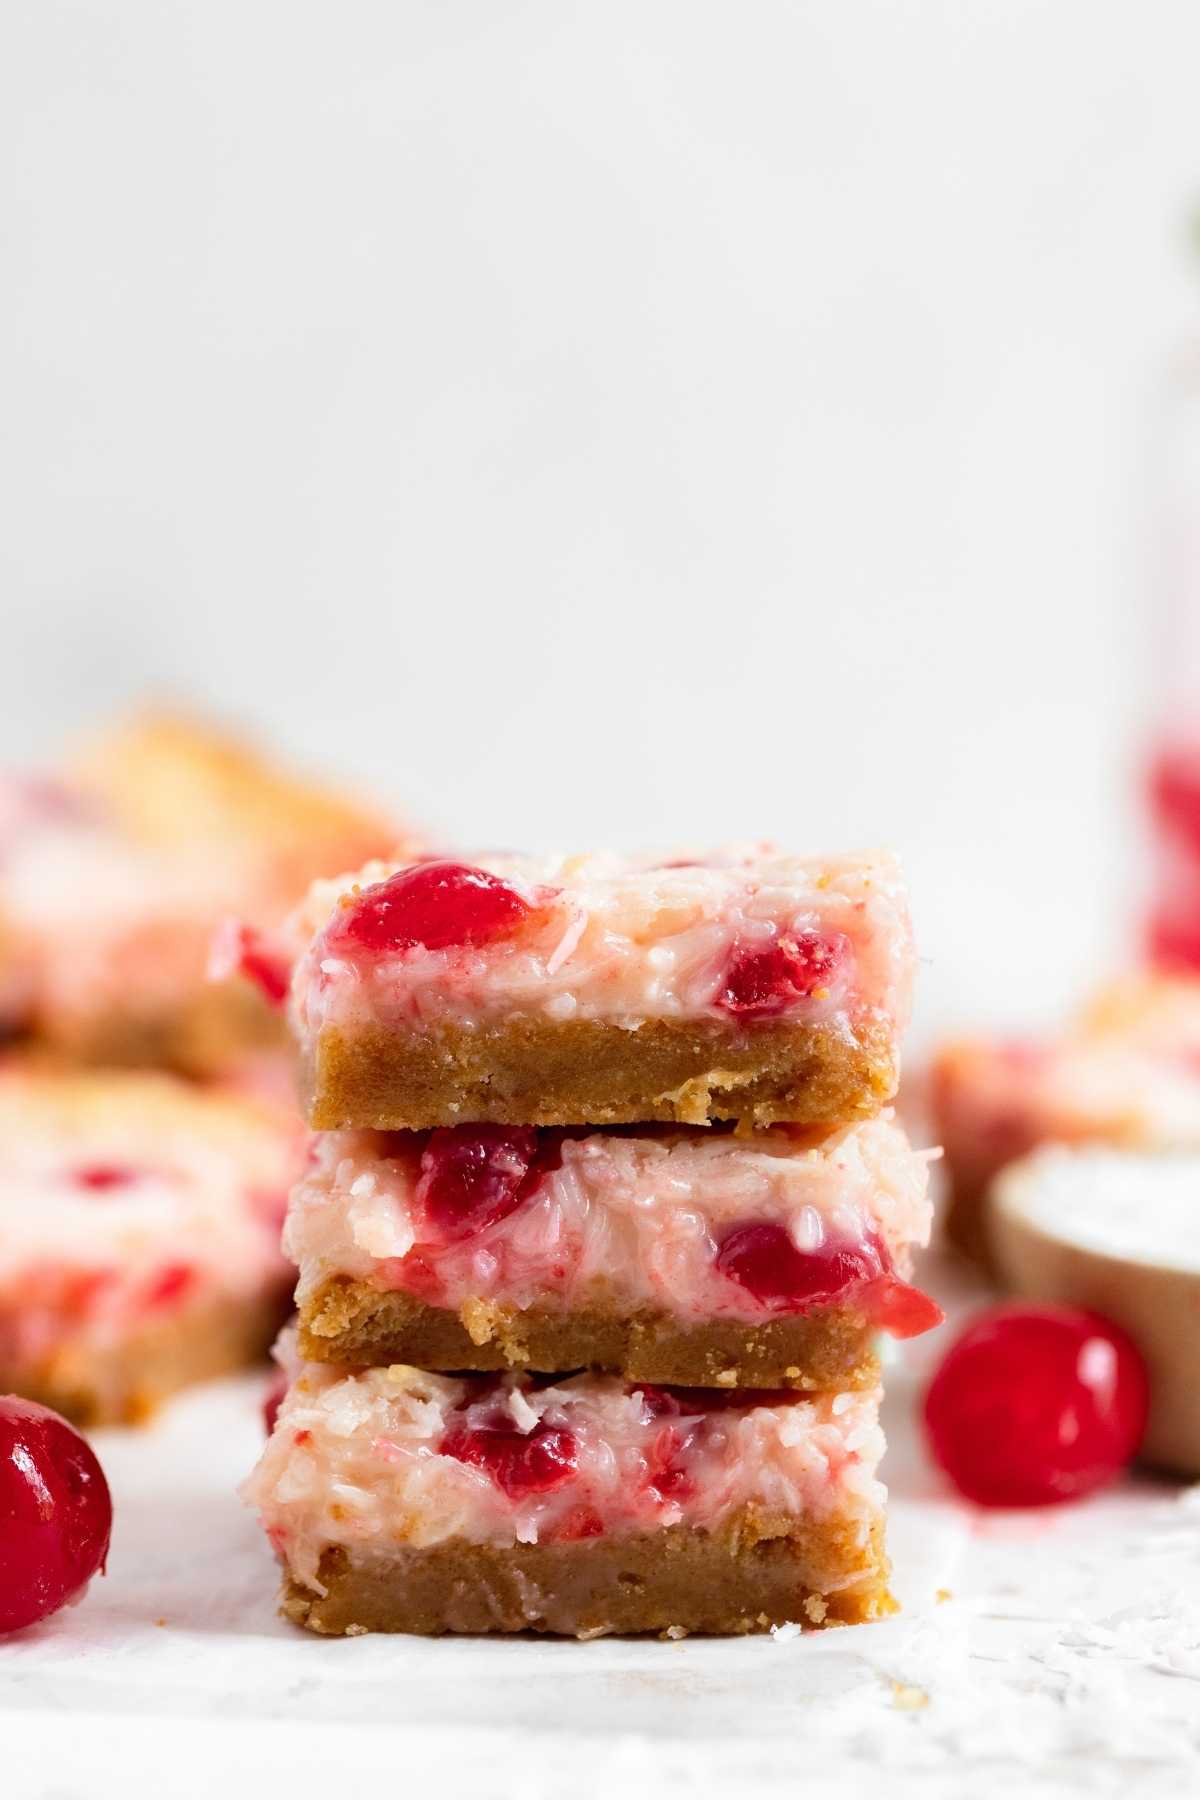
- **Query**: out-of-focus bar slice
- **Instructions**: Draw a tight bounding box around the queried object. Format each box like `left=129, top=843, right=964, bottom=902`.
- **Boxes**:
left=0, top=1065, right=300, bottom=1423
left=291, top=1113, right=939, bottom=1387
left=932, top=974, right=1200, bottom=1264
left=244, top=1361, right=893, bottom=1637
left=289, top=848, right=914, bottom=1131
left=0, top=713, right=404, bottom=1075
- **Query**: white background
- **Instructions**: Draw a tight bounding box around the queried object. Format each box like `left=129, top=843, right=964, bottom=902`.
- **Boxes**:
left=4, top=2, right=1200, bottom=1038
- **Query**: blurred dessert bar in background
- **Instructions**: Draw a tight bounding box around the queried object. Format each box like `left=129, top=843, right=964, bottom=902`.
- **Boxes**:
left=0, top=1064, right=301, bottom=1424
left=247, top=1360, right=894, bottom=1637
left=287, top=849, right=914, bottom=1131
left=0, top=712, right=406, bottom=1075
left=931, top=973, right=1200, bottom=1265
left=290, top=1113, right=938, bottom=1387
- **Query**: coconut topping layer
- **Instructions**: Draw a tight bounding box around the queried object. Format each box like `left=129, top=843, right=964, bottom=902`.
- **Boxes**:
left=288, top=847, right=913, bottom=1039
left=287, top=1114, right=937, bottom=1333
left=0, top=1068, right=298, bottom=1370
left=245, top=1360, right=887, bottom=1588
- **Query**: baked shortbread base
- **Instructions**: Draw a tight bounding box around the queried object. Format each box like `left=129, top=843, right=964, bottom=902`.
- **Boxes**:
left=297, top=1277, right=882, bottom=1392
left=303, top=1014, right=897, bottom=1132
left=281, top=1513, right=894, bottom=1638
left=1, top=1289, right=286, bottom=1428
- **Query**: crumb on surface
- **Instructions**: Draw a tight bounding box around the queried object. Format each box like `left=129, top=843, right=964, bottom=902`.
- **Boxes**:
left=935, top=1587, right=953, bottom=1604
left=891, top=1681, right=929, bottom=1711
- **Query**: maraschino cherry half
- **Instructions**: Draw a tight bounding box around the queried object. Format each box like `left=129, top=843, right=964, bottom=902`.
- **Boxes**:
left=328, top=861, right=534, bottom=957
left=0, top=1396, right=113, bottom=1634
left=923, top=1304, right=1149, bottom=1507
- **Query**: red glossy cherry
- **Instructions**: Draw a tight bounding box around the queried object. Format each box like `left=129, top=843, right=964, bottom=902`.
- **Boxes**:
left=715, top=1223, right=942, bottom=1338
left=923, top=1304, right=1150, bottom=1507
left=716, top=1221, right=881, bottom=1309
left=416, top=1125, right=544, bottom=1242
left=0, top=1396, right=113, bottom=1634
left=328, top=861, right=532, bottom=956
left=440, top=1419, right=578, bottom=1498
left=716, top=931, right=845, bottom=1018
left=867, top=1275, right=945, bottom=1340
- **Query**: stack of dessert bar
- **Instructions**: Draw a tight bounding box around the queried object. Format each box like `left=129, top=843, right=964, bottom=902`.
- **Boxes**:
left=0, top=711, right=404, bottom=1422
left=246, top=849, right=940, bottom=1636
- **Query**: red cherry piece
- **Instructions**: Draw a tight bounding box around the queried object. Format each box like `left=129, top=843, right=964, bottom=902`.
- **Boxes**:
left=210, top=921, right=292, bottom=1008
left=642, top=1422, right=696, bottom=1503
left=714, top=1222, right=942, bottom=1338
left=262, top=1373, right=287, bottom=1436
left=716, top=1222, right=882, bottom=1310
left=73, top=1165, right=139, bottom=1192
left=0, top=1395, right=113, bottom=1634
left=328, top=861, right=533, bottom=956
left=923, top=1304, right=1149, bottom=1508
left=440, top=1420, right=578, bottom=1498
left=717, top=931, right=846, bottom=1018
left=868, top=1276, right=945, bottom=1340
left=416, top=1125, right=544, bottom=1243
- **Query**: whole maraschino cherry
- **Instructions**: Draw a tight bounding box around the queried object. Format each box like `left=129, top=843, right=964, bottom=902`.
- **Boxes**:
left=0, top=1395, right=113, bottom=1634
left=923, top=1304, right=1149, bottom=1507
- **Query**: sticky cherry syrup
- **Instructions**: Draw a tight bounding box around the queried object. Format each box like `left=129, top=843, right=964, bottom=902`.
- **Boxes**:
left=714, top=1221, right=942, bottom=1338
left=0, top=1396, right=113, bottom=1634
left=327, top=860, right=534, bottom=957
left=923, top=1304, right=1150, bottom=1507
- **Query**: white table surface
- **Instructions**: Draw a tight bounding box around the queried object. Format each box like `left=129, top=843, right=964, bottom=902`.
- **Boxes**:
left=5, top=1255, right=1199, bottom=1800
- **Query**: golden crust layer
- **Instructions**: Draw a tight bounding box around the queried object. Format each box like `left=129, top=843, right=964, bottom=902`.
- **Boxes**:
left=297, top=1277, right=882, bottom=1392
left=0, top=1289, right=287, bottom=1428
left=281, top=1512, right=894, bottom=1637
left=303, top=1014, right=897, bottom=1132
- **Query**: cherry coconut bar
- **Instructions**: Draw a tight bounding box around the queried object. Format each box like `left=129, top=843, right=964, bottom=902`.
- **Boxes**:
left=245, top=1360, right=893, bottom=1637
left=291, top=1112, right=940, bottom=1387
left=0, top=713, right=403, bottom=1076
left=0, top=1065, right=300, bottom=1425
left=288, top=848, right=914, bottom=1131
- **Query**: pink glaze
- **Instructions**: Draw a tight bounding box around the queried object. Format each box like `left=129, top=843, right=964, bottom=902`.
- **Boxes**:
left=286, top=1113, right=936, bottom=1331
left=0, top=1071, right=298, bottom=1375
left=287, top=846, right=913, bottom=1043
left=244, top=1359, right=886, bottom=1587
